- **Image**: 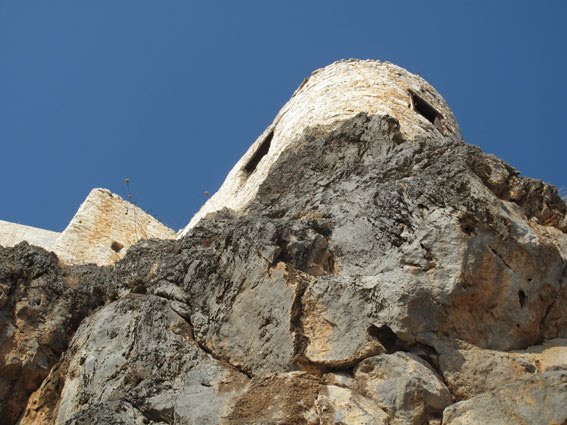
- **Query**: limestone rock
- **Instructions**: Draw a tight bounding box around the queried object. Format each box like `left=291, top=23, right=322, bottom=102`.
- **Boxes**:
left=442, top=371, right=567, bottom=425
left=56, top=401, right=166, bottom=425
left=19, top=294, right=249, bottom=425
left=520, top=338, right=567, bottom=371
left=223, top=372, right=320, bottom=424
left=437, top=337, right=567, bottom=400
left=0, top=243, right=118, bottom=423
left=353, top=352, right=451, bottom=424
left=1, top=59, right=566, bottom=424
left=315, top=385, right=389, bottom=425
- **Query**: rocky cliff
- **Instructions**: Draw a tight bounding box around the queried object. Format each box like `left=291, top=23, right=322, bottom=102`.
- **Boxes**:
left=1, top=60, right=566, bottom=424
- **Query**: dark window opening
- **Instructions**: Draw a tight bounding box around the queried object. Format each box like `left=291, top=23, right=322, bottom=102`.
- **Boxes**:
left=244, top=131, right=273, bottom=174
left=111, top=241, right=124, bottom=253
left=409, top=90, right=442, bottom=127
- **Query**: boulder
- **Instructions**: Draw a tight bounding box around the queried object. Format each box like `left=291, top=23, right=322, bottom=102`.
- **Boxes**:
left=437, top=337, right=567, bottom=400
left=354, top=352, right=451, bottom=424
left=442, top=371, right=567, bottom=425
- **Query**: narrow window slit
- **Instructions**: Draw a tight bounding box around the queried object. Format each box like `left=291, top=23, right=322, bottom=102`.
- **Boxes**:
left=409, top=90, right=442, bottom=127
left=244, top=131, right=273, bottom=174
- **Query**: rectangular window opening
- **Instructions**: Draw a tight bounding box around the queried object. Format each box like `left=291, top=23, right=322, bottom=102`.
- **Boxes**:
left=409, top=90, right=442, bottom=127
left=244, top=131, right=273, bottom=174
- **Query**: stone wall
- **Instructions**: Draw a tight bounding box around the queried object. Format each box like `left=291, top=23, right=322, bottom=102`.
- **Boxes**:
left=0, top=189, right=175, bottom=266
left=54, top=189, right=175, bottom=265
left=179, top=59, right=462, bottom=236
left=0, top=221, right=59, bottom=251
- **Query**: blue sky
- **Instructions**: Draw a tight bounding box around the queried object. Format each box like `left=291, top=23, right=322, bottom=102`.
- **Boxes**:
left=1, top=1, right=565, bottom=232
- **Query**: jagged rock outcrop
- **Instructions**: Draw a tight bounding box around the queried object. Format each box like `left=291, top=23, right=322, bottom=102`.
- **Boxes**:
left=0, top=243, right=119, bottom=422
left=2, top=59, right=567, bottom=424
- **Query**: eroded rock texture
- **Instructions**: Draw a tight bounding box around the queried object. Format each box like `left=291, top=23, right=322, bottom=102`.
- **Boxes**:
left=2, top=60, right=567, bottom=424
left=0, top=243, right=119, bottom=422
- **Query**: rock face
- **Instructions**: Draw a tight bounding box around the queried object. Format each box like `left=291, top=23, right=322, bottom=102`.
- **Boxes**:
left=1, top=59, right=567, bottom=424
left=442, top=371, right=567, bottom=425
left=0, top=243, right=119, bottom=422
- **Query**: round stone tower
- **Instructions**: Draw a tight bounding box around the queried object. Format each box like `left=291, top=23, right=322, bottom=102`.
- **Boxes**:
left=179, top=59, right=461, bottom=236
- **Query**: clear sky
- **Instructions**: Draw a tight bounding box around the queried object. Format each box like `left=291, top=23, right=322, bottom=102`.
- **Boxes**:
left=1, top=1, right=565, bottom=232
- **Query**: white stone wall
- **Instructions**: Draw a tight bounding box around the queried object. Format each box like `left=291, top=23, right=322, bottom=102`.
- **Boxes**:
left=179, top=59, right=462, bottom=237
left=54, top=189, right=175, bottom=265
left=0, top=220, right=60, bottom=251
left=1, top=189, right=175, bottom=266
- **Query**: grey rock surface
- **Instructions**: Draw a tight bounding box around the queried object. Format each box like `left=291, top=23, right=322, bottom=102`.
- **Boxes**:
left=442, top=371, right=567, bottom=425
left=316, top=384, right=390, bottom=425
left=353, top=352, right=451, bottom=424
left=0, top=243, right=118, bottom=422
left=20, top=294, right=249, bottom=425
left=436, top=337, right=567, bottom=401
left=1, top=59, right=566, bottom=424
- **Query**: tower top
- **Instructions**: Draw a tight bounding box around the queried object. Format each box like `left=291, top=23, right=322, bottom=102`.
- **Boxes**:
left=180, top=59, right=461, bottom=236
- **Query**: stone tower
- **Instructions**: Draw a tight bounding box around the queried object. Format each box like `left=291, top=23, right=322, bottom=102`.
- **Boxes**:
left=179, top=59, right=461, bottom=236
